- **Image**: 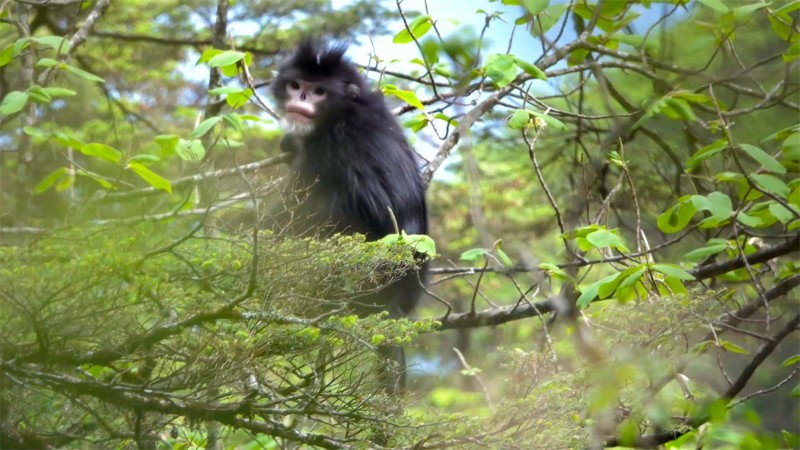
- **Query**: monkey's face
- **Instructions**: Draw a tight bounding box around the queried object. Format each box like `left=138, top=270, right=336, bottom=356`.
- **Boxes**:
left=281, top=80, right=327, bottom=136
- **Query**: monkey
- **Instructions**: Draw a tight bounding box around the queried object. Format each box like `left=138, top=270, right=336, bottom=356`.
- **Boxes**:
left=269, top=39, right=429, bottom=391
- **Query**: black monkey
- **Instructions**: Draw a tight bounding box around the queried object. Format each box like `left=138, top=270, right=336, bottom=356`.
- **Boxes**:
left=270, top=40, right=429, bottom=390
left=270, top=39, right=428, bottom=316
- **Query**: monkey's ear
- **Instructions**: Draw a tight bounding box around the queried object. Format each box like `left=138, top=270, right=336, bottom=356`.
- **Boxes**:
left=345, top=83, right=360, bottom=99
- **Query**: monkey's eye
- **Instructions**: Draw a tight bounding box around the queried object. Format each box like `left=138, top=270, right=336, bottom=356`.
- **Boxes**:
left=288, top=81, right=300, bottom=90
left=313, top=87, right=325, bottom=96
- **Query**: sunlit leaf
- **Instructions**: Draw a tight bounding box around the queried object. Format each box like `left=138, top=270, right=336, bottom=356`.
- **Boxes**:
left=651, top=263, right=695, bottom=280
left=34, top=167, right=67, bottom=193
left=208, top=51, right=245, bottom=67
left=393, top=15, right=432, bottom=43
left=80, top=143, right=122, bottom=164
left=128, top=162, right=172, bottom=193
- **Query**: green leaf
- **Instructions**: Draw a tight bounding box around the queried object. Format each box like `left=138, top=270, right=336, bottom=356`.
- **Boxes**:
left=33, top=35, right=71, bottom=53
left=176, top=139, right=205, bottom=161
left=538, top=263, right=569, bottom=280
left=530, top=3, right=568, bottom=37
left=226, top=88, right=253, bottom=109
left=522, top=0, right=549, bottom=15
left=35, top=57, right=59, bottom=68
left=577, top=273, right=618, bottom=308
left=733, top=2, right=767, bottom=19
left=383, top=85, right=424, bottom=110
left=651, top=264, right=695, bottom=281
left=508, top=109, right=531, bottom=129
left=35, top=167, right=67, bottom=193
left=751, top=173, right=790, bottom=198
left=739, top=143, right=786, bottom=174
left=692, top=192, right=733, bottom=220
left=208, top=51, right=245, bottom=68
left=512, top=57, right=547, bottom=80
left=683, top=243, right=727, bottom=262
left=52, top=131, right=85, bottom=149
left=0, top=91, right=28, bottom=115
left=736, top=211, right=765, bottom=228
left=80, top=143, right=122, bottom=164
left=404, top=233, right=437, bottom=257
left=686, top=139, right=728, bottom=171
left=41, top=87, right=76, bottom=97
left=191, top=116, right=222, bottom=139
left=698, top=0, right=730, bottom=12
left=768, top=202, right=795, bottom=223
left=782, top=132, right=800, bottom=161
left=63, top=63, right=105, bottom=83
left=460, top=248, right=487, bottom=262
left=0, top=46, right=13, bottom=67
left=209, top=86, right=244, bottom=95
left=403, top=114, right=428, bottom=132
left=496, top=248, right=513, bottom=266
left=529, top=110, right=567, bottom=130
left=127, top=154, right=161, bottom=164
left=484, top=53, right=517, bottom=88
left=719, top=340, right=748, bottom=354
left=662, top=98, right=696, bottom=121
left=27, top=86, right=51, bottom=104
left=222, top=113, right=244, bottom=132
left=371, top=334, right=386, bottom=345
left=597, top=272, right=623, bottom=299
left=393, top=15, right=432, bottom=43
left=23, top=126, right=49, bottom=138
left=585, top=229, right=629, bottom=252
left=657, top=198, right=697, bottom=233
left=128, top=162, right=172, bottom=193
left=77, top=170, right=114, bottom=189
left=783, top=355, right=800, bottom=367
left=618, top=265, right=647, bottom=289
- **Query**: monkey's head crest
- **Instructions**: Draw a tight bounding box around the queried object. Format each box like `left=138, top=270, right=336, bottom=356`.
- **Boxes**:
left=285, top=38, right=357, bottom=82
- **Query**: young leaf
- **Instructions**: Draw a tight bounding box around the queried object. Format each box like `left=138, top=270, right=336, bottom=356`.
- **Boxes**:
left=530, top=110, right=567, bottom=130
left=507, top=109, right=531, bottom=129
left=522, top=0, right=549, bottom=15
left=393, top=15, right=432, bottom=43
left=33, top=35, right=71, bottom=53
left=651, top=264, right=696, bottom=281
left=512, top=57, right=547, bottom=80
left=41, top=87, right=76, bottom=97
left=208, top=51, right=245, bottom=68
left=460, top=248, right=488, bottom=262
left=176, top=139, right=206, bottom=161
left=698, top=0, right=730, bottom=12
left=484, top=54, right=517, bottom=88
left=683, top=243, right=727, bottom=262
left=191, top=116, right=222, bottom=139
left=404, top=233, right=437, bottom=257
left=383, top=85, right=424, bottom=110
left=0, top=91, right=29, bottom=115
left=585, top=228, right=629, bottom=252
left=657, top=198, right=697, bottom=233
left=128, top=162, right=172, bottom=193
left=35, top=167, right=67, bottom=193
left=63, top=63, right=105, bottom=83
left=80, top=143, right=122, bottom=164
